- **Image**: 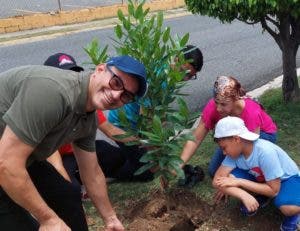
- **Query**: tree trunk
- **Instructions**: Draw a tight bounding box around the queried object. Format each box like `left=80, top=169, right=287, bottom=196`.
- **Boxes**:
left=279, top=16, right=300, bottom=102
left=281, top=43, right=300, bottom=102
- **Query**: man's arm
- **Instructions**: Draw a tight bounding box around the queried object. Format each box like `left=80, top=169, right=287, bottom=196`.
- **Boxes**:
left=0, top=126, right=70, bottom=231
left=180, top=120, right=209, bottom=164
left=72, top=144, right=124, bottom=231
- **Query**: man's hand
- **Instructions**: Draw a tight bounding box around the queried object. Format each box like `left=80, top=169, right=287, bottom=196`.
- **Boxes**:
left=104, top=215, right=125, bottom=231
left=215, top=176, right=240, bottom=188
left=39, top=216, right=71, bottom=231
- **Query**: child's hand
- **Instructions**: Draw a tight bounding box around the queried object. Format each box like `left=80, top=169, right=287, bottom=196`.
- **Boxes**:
left=214, top=190, right=228, bottom=204
left=241, top=194, right=259, bottom=213
left=215, top=176, right=239, bottom=188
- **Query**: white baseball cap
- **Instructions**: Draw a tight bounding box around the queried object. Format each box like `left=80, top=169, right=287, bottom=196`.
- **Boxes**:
left=214, top=116, right=259, bottom=141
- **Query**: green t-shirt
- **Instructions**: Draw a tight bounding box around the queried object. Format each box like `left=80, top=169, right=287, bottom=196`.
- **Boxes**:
left=0, top=65, right=97, bottom=165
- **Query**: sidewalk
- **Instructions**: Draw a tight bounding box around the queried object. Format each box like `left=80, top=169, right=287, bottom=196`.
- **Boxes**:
left=0, top=0, right=185, bottom=34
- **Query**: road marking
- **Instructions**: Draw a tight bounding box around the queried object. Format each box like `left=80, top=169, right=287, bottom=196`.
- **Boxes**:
left=12, top=9, right=42, bottom=14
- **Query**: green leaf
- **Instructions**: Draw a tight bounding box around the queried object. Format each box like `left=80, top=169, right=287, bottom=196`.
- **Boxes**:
left=152, top=115, right=163, bottom=136
left=134, top=162, right=157, bottom=175
left=139, top=131, right=161, bottom=140
left=114, top=25, right=123, bottom=39
left=128, top=3, right=135, bottom=16
left=117, top=9, right=125, bottom=21
left=157, top=11, right=163, bottom=28
left=162, top=27, right=171, bottom=43
left=139, top=151, right=159, bottom=163
left=112, top=130, right=136, bottom=140
left=135, top=4, right=144, bottom=19
left=178, top=97, right=189, bottom=118
left=83, top=39, right=108, bottom=65
left=179, top=33, right=189, bottom=47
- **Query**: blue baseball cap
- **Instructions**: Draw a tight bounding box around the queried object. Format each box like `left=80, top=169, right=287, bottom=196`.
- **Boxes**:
left=107, top=56, right=147, bottom=97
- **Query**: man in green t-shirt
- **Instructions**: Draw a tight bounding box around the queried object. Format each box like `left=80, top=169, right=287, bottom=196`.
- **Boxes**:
left=0, top=55, right=147, bottom=231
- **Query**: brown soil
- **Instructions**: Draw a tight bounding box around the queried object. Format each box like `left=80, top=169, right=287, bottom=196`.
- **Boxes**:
left=121, top=188, right=282, bottom=231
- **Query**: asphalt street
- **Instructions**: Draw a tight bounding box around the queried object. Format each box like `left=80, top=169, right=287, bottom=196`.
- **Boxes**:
left=0, top=13, right=299, bottom=112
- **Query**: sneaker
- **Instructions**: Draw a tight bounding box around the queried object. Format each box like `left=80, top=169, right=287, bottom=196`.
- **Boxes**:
left=177, top=165, right=205, bottom=188
left=186, top=165, right=205, bottom=188
left=240, top=195, right=271, bottom=216
left=280, top=214, right=300, bottom=231
left=105, top=177, right=117, bottom=183
left=177, top=165, right=194, bottom=187
left=81, top=185, right=89, bottom=201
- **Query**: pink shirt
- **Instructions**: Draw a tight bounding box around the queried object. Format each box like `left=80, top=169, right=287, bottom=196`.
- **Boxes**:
left=202, top=98, right=277, bottom=133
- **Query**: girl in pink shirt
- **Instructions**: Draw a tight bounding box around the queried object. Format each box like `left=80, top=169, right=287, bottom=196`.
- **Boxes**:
left=180, top=76, right=277, bottom=176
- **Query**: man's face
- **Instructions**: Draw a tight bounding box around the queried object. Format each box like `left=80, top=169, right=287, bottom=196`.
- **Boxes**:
left=217, top=137, right=242, bottom=159
left=88, top=64, right=139, bottom=111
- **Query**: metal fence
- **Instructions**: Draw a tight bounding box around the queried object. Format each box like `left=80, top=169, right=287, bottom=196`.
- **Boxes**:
left=0, top=0, right=132, bottom=19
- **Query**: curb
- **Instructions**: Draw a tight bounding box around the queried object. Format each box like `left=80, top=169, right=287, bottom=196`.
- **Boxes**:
left=0, top=0, right=185, bottom=34
left=247, top=68, right=300, bottom=99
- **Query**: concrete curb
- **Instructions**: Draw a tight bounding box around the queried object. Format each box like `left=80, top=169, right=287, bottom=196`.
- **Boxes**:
left=247, top=68, right=300, bottom=99
left=0, top=0, right=185, bottom=34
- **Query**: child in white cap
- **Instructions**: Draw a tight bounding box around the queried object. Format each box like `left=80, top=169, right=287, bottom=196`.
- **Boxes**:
left=213, top=116, right=300, bottom=231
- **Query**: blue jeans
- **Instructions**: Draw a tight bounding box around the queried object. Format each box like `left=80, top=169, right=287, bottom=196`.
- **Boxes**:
left=208, top=131, right=277, bottom=177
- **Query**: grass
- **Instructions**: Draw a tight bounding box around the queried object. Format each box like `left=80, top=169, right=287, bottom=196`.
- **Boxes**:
left=84, top=85, right=300, bottom=230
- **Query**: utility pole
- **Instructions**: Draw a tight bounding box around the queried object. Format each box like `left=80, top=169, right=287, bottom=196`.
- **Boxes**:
left=57, top=0, right=62, bottom=11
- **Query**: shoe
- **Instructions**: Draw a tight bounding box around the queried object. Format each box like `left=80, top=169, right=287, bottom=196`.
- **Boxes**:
left=177, top=165, right=193, bottom=187
left=81, top=185, right=89, bottom=201
left=105, top=177, right=117, bottom=183
left=240, top=204, right=257, bottom=216
left=177, top=165, right=205, bottom=188
left=193, top=166, right=205, bottom=181
left=280, top=214, right=300, bottom=231
left=186, top=165, right=205, bottom=188
left=240, top=195, right=271, bottom=216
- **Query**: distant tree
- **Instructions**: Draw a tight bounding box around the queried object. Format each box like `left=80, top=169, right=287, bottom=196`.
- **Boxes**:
left=185, top=0, right=300, bottom=102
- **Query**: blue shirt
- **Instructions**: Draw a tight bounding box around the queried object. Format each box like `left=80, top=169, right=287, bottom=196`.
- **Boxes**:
left=222, top=139, right=299, bottom=182
left=108, top=102, right=140, bottom=129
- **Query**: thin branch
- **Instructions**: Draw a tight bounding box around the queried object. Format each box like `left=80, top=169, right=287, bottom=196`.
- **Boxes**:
left=237, top=16, right=259, bottom=25
left=265, top=15, right=279, bottom=27
left=290, top=17, right=300, bottom=44
left=260, top=17, right=282, bottom=49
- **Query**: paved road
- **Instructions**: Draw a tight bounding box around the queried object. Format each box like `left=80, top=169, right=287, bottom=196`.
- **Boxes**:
left=0, top=0, right=129, bottom=18
left=0, top=14, right=299, bottom=112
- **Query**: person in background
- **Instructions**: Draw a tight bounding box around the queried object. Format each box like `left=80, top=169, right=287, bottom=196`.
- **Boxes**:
left=180, top=75, right=277, bottom=177
left=0, top=55, right=147, bottom=231
left=98, top=45, right=204, bottom=183
left=213, top=116, right=300, bottom=231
